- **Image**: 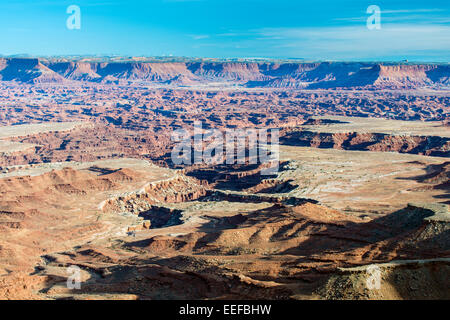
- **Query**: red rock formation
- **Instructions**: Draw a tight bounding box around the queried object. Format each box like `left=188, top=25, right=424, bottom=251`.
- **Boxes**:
left=0, top=58, right=448, bottom=89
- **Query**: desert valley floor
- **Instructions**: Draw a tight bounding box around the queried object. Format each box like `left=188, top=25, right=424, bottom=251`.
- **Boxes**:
left=0, top=58, right=448, bottom=299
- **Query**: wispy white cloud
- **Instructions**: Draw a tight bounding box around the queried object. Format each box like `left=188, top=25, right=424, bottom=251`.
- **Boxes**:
left=335, top=15, right=450, bottom=23
left=381, top=8, right=445, bottom=14
left=217, top=32, right=240, bottom=37
left=250, top=24, right=450, bottom=60
left=334, top=8, right=449, bottom=23
left=188, top=34, right=210, bottom=40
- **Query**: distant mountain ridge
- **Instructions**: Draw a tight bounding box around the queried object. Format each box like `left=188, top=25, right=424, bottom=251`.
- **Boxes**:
left=0, top=58, right=448, bottom=89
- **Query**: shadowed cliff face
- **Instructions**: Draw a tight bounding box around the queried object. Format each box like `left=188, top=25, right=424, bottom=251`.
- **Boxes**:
left=280, top=131, right=450, bottom=158
left=426, top=65, right=450, bottom=85
left=0, top=58, right=449, bottom=89
left=0, top=58, right=65, bottom=83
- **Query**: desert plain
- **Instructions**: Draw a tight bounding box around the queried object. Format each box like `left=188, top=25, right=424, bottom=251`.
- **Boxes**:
left=0, top=58, right=448, bottom=299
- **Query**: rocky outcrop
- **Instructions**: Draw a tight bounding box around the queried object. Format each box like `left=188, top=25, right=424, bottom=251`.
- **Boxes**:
left=101, top=174, right=207, bottom=213
left=321, top=258, right=450, bottom=300
left=204, top=189, right=317, bottom=206
left=280, top=131, right=450, bottom=157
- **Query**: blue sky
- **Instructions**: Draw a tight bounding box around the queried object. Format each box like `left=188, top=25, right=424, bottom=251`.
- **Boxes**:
left=0, top=0, right=449, bottom=61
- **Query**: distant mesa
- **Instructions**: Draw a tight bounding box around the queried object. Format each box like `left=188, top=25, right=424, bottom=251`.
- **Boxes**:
left=0, top=57, right=448, bottom=89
